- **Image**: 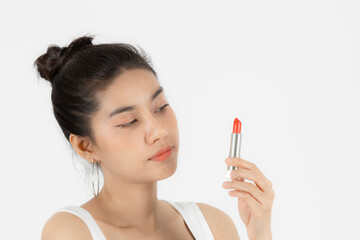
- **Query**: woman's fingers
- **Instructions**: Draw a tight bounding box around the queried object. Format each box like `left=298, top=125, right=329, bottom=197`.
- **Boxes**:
left=225, top=157, right=273, bottom=194
left=225, top=157, right=255, bottom=170
left=222, top=180, right=265, bottom=206
left=223, top=157, right=275, bottom=238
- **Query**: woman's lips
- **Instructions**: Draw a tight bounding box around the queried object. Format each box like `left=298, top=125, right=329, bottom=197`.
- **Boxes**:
left=149, top=145, right=173, bottom=161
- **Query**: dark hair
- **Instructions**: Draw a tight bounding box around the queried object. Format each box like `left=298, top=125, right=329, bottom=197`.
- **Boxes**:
left=33, top=34, right=157, bottom=150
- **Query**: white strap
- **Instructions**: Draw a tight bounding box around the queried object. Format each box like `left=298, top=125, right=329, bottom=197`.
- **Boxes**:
left=55, top=206, right=107, bottom=240
left=164, top=200, right=215, bottom=240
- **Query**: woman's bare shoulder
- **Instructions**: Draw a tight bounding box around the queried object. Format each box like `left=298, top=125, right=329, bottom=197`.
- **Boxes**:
left=196, top=202, right=241, bottom=240
left=41, top=211, right=92, bottom=240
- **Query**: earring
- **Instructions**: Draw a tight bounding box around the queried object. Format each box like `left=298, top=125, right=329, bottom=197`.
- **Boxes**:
left=91, top=159, right=100, bottom=197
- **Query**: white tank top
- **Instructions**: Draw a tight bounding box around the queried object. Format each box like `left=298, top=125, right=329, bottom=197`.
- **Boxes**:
left=54, top=200, right=215, bottom=240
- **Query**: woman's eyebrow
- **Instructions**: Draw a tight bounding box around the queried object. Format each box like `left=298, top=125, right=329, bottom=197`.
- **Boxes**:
left=108, top=86, right=164, bottom=118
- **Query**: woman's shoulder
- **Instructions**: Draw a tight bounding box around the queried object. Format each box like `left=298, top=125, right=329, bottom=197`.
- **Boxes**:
left=195, top=202, right=241, bottom=240
left=41, top=209, right=92, bottom=240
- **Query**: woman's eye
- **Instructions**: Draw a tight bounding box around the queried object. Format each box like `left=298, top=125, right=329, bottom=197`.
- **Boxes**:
left=118, top=119, right=137, bottom=128
left=117, top=103, right=170, bottom=128
left=156, top=103, right=170, bottom=113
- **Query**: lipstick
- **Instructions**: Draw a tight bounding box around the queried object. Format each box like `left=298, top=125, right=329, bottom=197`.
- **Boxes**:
left=224, top=118, right=242, bottom=179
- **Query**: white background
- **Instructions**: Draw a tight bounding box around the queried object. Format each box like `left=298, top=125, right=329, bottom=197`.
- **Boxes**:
left=1, top=0, right=359, bottom=239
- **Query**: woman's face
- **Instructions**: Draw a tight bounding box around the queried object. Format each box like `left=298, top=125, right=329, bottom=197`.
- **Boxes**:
left=90, top=68, right=179, bottom=182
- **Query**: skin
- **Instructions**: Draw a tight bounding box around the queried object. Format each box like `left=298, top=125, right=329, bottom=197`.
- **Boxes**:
left=69, top=68, right=181, bottom=237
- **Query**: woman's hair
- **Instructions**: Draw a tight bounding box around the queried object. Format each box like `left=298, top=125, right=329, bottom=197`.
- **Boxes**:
left=33, top=34, right=157, bottom=149
left=33, top=34, right=158, bottom=185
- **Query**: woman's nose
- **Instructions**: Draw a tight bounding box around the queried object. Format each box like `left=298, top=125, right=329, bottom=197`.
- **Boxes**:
left=144, top=114, right=168, bottom=143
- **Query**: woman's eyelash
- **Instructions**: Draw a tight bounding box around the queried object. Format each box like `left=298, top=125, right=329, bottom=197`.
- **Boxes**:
left=117, top=103, right=170, bottom=128
left=157, top=103, right=170, bottom=112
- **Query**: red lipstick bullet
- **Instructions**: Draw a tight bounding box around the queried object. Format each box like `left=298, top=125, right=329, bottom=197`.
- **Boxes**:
left=232, top=118, right=242, bottom=134
left=225, top=118, right=242, bottom=179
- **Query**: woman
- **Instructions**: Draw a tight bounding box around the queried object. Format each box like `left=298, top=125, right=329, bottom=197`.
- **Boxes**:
left=34, top=35, right=274, bottom=240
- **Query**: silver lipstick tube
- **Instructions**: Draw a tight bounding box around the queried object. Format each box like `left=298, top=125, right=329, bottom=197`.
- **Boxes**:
left=224, top=132, right=242, bottom=179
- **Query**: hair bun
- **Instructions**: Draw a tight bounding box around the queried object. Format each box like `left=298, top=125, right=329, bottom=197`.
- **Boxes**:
left=34, top=34, right=95, bottom=84
left=58, top=47, right=67, bottom=58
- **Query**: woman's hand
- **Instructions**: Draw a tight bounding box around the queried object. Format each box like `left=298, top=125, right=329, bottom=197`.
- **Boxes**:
left=222, top=157, right=275, bottom=240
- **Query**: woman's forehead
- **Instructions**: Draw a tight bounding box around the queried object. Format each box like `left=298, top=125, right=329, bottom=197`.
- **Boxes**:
left=106, top=69, right=159, bottom=97
left=97, top=69, right=163, bottom=117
